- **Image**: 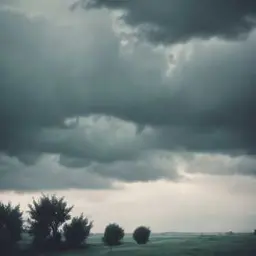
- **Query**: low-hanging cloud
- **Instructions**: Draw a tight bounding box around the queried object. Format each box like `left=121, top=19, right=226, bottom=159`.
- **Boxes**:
left=183, top=154, right=256, bottom=177
left=0, top=154, right=114, bottom=191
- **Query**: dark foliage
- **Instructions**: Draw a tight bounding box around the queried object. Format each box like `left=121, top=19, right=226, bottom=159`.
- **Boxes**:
left=0, top=202, right=23, bottom=253
left=102, top=223, right=124, bottom=247
left=63, top=214, right=93, bottom=248
left=27, top=194, right=73, bottom=250
left=133, top=226, right=151, bottom=244
left=254, top=229, right=256, bottom=235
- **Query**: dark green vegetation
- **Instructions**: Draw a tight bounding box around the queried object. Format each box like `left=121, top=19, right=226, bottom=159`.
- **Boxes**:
left=102, top=223, right=125, bottom=248
left=0, top=203, right=23, bottom=254
left=27, top=195, right=73, bottom=250
left=63, top=214, right=93, bottom=248
left=0, top=195, right=93, bottom=255
left=133, top=226, right=151, bottom=244
left=1, top=195, right=256, bottom=255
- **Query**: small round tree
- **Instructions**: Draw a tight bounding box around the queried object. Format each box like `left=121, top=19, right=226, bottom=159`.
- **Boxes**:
left=27, top=194, right=73, bottom=250
left=133, top=226, right=151, bottom=244
left=102, top=223, right=124, bottom=249
left=0, top=202, right=23, bottom=252
left=63, top=214, right=93, bottom=248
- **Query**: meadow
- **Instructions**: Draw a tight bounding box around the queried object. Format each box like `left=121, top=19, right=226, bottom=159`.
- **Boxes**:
left=28, top=233, right=256, bottom=256
left=3, top=197, right=254, bottom=256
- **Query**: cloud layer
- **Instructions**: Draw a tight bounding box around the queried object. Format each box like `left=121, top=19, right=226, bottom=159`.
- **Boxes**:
left=0, top=0, right=256, bottom=190
left=84, top=0, right=256, bottom=44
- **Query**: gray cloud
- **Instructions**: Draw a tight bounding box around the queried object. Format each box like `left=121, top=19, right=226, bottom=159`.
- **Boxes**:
left=1, top=1, right=256, bottom=190
left=83, top=0, right=256, bottom=45
left=183, top=154, right=256, bottom=177
left=89, top=151, right=181, bottom=182
left=32, top=122, right=145, bottom=163
left=0, top=154, right=114, bottom=191
left=0, top=151, right=180, bottom=191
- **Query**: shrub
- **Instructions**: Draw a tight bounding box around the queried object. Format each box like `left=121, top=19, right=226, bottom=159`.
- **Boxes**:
left=27, top=194, right=73, bottom=250
left=0, top=202, right=23, bottom=252
left=63, top=214, right=93, bottom=248
left=133, top=226, right=151, bottom=244
left=102, top=223, right=124, bottom=248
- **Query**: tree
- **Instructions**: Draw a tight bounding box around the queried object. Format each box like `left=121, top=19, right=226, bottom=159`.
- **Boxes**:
left=133, top=226, right=151, bottom=244
left=0, top=202, right=23, bottom=251
left=254, top=229, right=256, bottom=235
left=63, top=214, right=93, bottom=248
left=27, top=194, right=73, bottom=249
left=102, top=223, right=124, bottom=249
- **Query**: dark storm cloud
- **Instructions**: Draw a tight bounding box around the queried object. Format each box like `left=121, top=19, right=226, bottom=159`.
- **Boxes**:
left=1, top=2, right=256, bottom=190
left=83, top=0, right=256, bottom=44
left=0, top=7, right=160, bottom=163
left=1, top=6, right=256, bottom=158
left=0, top=11, right=65, bottom=153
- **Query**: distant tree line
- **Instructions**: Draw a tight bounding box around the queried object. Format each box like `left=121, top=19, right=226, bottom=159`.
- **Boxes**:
left=0, top=195, right=151, bottom=255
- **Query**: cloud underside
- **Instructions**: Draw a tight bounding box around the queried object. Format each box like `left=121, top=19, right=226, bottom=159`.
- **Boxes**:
left=0, top=1, right=256, bottom=190
left=84, top=0, right=256, bottom=44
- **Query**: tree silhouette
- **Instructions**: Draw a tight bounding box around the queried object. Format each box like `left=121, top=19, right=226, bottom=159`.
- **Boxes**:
left=133, top=226, right=151, bottom=244
left=0, top=202, right=23, bottom=252
left=254, top=229, right=256, bottom=235
left=102, top=223, right=124, bottom=249
left=27, top=194, right=73, bottom=249
left=63, top=214, right=93, bottom=248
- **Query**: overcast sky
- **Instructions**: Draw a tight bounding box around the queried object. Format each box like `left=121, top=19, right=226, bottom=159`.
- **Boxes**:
left=0, top=0, right=256, bottom=233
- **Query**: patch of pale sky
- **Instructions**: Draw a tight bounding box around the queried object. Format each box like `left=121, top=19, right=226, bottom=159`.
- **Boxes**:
left=1, top=176, right=256, bottom=233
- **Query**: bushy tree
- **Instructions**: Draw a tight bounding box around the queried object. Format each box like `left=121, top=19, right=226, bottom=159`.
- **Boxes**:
left=133, top=226, right=151, bottom=244
left=27, top=194, right=73, bottom=249
left=63, top=214, right=93, bottom=248
left=0, top=202, right=23, bottom=251
left=102, top=223, right=124, bottom=248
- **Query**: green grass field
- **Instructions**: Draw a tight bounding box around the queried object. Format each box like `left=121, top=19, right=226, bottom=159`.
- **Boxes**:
left=41, top=233, right=256, bottom=256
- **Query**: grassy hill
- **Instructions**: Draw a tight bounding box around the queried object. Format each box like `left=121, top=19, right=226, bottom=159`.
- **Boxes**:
left=41, top=233, right=256, bottom=256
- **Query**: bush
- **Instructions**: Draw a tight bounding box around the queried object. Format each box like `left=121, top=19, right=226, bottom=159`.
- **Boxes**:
left=27, top=194, right=73, bottom=250
left=0, top=202, right=23, bottom=252
left=102, top=223, right=124, bottom=248
left=133, top=226, right=151, bottom=244
left=63, top=214, right=93, bottom=248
